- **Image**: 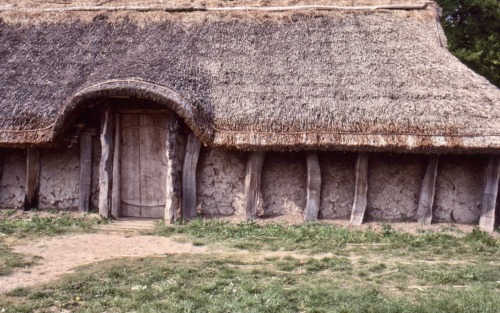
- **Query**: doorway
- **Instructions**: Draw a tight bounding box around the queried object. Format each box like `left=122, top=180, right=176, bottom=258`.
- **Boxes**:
left=119, top=112, right=169, bottom=218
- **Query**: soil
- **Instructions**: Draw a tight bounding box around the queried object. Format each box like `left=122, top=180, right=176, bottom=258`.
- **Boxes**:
left=0, top=233, right=207, bottom=294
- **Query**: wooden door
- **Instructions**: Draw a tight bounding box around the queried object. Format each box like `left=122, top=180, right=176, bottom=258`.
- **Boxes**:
left=120, top=113, right=168, bottom=218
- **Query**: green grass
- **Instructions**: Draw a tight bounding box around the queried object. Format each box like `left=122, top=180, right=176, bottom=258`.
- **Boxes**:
left=0, top=219, right=498, bottom=312
left=0, top=253, right=498, bottom=313
left=151, top=219, right=500, bottom=257
left=0, top=211, right=106, bottom=238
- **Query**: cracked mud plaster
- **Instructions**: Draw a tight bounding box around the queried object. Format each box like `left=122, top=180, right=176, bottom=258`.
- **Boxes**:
left=260, top=152, right=307, bottom=218
left=319, top=152, right=356, bottom=219
left=38, top=147, right=80, bottom=210
left=196, top=148, right=246, bottom=216
left=0, top=150, right=26, bottom=209
left=434, top=155, right=485, bottom=223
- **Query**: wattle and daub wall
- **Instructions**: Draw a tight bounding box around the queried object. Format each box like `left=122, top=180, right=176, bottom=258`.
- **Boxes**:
left=0, top=136, right=486, bottom=224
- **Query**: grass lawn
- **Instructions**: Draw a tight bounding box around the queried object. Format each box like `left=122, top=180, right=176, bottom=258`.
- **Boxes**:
left=0, top=219, right=499, bottom=312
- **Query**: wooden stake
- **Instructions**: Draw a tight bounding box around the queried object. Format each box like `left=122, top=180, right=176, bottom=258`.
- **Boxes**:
left=98, top=104, right=114, bottom=219
left=181, top=133, right=201, bottom=219
left=165, top=115, right=181, bottom=224
left=244, top=151, right=265, bottom=220
left=479, top=155, right=500, bottom=232
left=350, top=153, right=368, bottom=226
left=303, top=151, right=322, bottom=221
left=78, top=129, right=96, bottom=212
left=24, top=148, right=40, bottom=210
left=111, top=114, right=121, bottom=218
left=416, top=155, right=439, bottom=225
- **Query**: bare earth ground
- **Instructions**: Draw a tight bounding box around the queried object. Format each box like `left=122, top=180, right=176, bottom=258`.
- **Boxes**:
left=0, top=214, right=497, bottom=294
left=0, top=232, right=207, bottom=293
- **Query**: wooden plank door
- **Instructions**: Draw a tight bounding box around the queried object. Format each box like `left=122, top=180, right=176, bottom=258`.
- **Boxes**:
left=120, top=113, right=169, bottom=218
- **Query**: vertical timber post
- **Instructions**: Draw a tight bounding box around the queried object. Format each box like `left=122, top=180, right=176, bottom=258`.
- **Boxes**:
left=111, top=114, right=121, bottom=219
left=98, top=104, right=114, bottom=219
left=244, top=151, right=265, bottom=220
left=0, top=151, right=3, bottom=186
left=479, top=155, right=500, bottom=232
left=416, top=155, right=439, bottom=225
left=350, top=152, right=368, bottom=225
left=303, top=151, right=322, bottom=221
left=78, top=128, right=96, bottom=212
left=181, top=133, right=201, bottom=219
left=24, top=148, right=40, bottom=210
left=165, top=115, right=181, bottom=224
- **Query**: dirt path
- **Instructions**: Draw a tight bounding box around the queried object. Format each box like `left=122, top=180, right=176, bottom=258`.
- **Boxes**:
left=0, top=233, right=207, bottom=294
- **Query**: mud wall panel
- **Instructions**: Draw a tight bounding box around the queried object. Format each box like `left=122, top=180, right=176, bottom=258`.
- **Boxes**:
left=434, top=156, right=485, bottom=223
left=196, top=148, right=246, bottom=216
left=0, top=150, right=26, bottom=209
left=261, top=152, right=306, bottom=217
left=319, top=152, right=356, bottom=219
left=39, top=147, right=80, bottom=210
left=365, top=154, right=426, bottom=221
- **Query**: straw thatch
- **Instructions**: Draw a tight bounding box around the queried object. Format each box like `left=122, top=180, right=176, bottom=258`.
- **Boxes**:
left=0, top=1, right=499, bottom=152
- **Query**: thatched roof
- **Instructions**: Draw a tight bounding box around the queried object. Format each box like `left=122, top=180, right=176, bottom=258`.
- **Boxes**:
left=1, top=1, right=499, bottom=153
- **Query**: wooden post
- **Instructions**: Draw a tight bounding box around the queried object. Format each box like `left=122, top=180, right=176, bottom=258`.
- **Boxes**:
left=244, top=151, right=265, bottom=220
left=350, top=153, right=368, bottom=225
left=416, top=155, right=439, bottom=225
left=181, top=133, right=201, bottom=219
left=24, top=148, right=40, bottom=210
left=78, top=128, right=96, bottom=212
left=303, top=151, right=322, bottom=221
left=111, top=114, right=121, bottom=219
left=479, top=155, right=500, bottom=232
left=98, top=104, right=114, bottom=219
left=0, top=151, right=3, bottom=183
left=165, top=115, right=181, bottom=224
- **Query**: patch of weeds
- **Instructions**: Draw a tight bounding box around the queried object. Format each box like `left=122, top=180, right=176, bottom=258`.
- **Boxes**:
left=304, top=257, right=352, bottom=273
left=0, top=212, right=104, bottom=237
left=368, top=263, right=388, bottom=273
left=6, top=287, right=30, bottom=297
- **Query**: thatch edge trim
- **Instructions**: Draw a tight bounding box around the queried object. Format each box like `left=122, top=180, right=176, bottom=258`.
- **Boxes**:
left=51, top=79, right=215, bottom=144
left=0, top=3, right=432, bottom=13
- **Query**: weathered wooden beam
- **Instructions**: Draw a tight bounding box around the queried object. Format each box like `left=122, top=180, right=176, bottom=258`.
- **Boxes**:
left=479, top=155, right=500, bottom=232
left=0, top=151, right=3, bottom=183
left=350, top=153, right=369, bottom=226
left=111, top=114, right=121, bottom=218
left=98, top=104, right=114, bottom=219
left=244, top=151, right=265, bottom=220
left=24, top=148, right=40, bottom=210
left=416, top=155, right=439, bottom=225
left=181, top=133, right=201, bottom=219
left=165, top=115, right=181, bottom=224
left=303, top=151, right=322, bottom=221
left=78, top=129, right=96, bottom=212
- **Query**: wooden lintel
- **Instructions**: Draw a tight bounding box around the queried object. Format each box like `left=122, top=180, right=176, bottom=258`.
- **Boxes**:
left=244, top=151, right=265, bottom=220
left=303, top=151, right=322, bottom=221
left=24, top=148, right=40, bottom=210
left=111, top=113, right=121, bottom=218
left=165, top=115, right=181, bottom=224
left=350, top=153, right=368, bottom=226
left=98, top=104, right=114, bottom=219
left=416, top=155, right=439, bottom=225
left=479, top=155, right=500, bottom=232
left=181, top=133, right=201, bottom=219
left=78, top=131, right=94, bottom=212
